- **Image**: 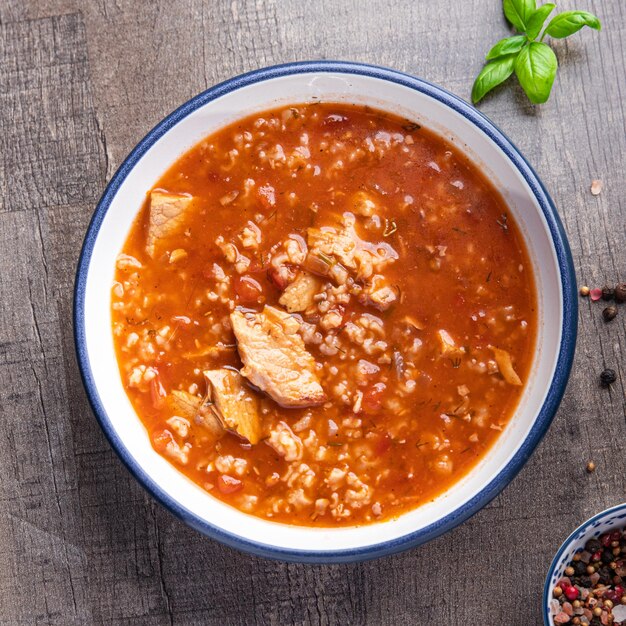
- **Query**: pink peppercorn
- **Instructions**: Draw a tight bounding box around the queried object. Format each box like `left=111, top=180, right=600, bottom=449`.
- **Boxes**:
left=590, top=288, right=603, bottom=301
left=564, top=586, right=580, bottom=601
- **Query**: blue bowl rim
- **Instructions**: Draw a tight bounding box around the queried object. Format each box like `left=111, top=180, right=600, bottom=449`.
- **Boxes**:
left=542, top=502, right=626, bottom=624
left=73, top=59, right=578, bottom=564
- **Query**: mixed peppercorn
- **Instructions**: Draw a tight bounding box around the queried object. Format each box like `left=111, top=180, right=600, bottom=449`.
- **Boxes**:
left=580, top=282, right=624, bottom=388
left=600, top=370, right=617, bottom=387
left=551, top=526, right=626, bottom=624
left=581, top=282, right=626, bottom=324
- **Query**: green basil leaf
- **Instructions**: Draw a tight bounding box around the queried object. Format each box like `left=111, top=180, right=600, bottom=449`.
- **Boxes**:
left=514, top=42, right=558, bottom=104
left=545, top=10, right=601, bottom=39
left=503, top=0, right=536, bottom=32
left=486, top=35, right=527, bottom=60
left=525, top=3, right=556, bottom=40
left=472, top=55, right=517, bottom=103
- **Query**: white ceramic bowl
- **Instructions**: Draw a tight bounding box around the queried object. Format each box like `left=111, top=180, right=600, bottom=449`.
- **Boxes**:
left=74, top=61, right=577, bottom=563
left=544, top=503, right=626, bottom=624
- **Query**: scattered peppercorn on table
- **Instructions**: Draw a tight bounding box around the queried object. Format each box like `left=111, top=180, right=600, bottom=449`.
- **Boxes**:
left=0, top=1, right=624, bottom=624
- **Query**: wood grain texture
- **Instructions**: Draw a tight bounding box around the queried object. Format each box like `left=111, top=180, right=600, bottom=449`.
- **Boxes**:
left=0, top=0, right=624, bottom=624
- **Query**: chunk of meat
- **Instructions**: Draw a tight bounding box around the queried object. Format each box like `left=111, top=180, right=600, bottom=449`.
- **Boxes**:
left=204, top=369, right=262, bottom=444
left=278, top=272, right=321, bottom=313
left=169, top=390, right=223, bottom=440
left=306, top=216, right=398, bottom=282
left=230, top=306, right=326, bottom=408
left=146, top=189, right=194, bottom=258
left=437, top=329, right=464, bottom=356
left=358, top=275, right=399, bottom=311
left=307, top=226, right=357, bottom=270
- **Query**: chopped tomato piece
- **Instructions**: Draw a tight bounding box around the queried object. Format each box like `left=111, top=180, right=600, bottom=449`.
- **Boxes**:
left=217, top=474, right=244, bottom=494
left=234, top=275, right=264, bottom=303
left=374, top=432, right=392, bottom=456
left=362, top=382, right=387, bottom=414
left=267, top=267, right=290, bottom=290
left=152, top=429, right=174, bottom=454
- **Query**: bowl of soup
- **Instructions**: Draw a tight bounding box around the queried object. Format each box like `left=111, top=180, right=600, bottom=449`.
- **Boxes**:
left=74, top=61, right=577, bottom=562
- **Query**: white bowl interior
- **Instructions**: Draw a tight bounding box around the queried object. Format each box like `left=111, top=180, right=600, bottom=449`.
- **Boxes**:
left=545, top=505, right=626, bottom=623
left=83, top=71, right=562, bottom=553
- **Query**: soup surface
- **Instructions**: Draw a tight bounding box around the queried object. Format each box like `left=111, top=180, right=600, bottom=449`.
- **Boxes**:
left=112, top=103, right=536, bottom=526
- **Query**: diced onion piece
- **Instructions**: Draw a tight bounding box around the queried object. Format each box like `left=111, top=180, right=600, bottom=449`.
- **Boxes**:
left=303, top=251, right=333, bottom=276
left=150, top=374, right=167, bottom=408
left=219, top=190, right=239, bottom=206
left=437, top=329, right=462, bottom=355
left=403, top=315, right=425, bottom=331
left=491, top=347, right=522, bottom=386
left=169, top=248, right=188, bottom=263
left=392, top=351, right=405, bottom=378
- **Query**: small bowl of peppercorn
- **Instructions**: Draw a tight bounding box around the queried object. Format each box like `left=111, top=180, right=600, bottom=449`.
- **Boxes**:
left=544, top=503, right=626, bottom=625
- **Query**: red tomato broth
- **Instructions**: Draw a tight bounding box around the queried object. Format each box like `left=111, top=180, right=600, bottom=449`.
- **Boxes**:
left=111, top=103, right=537, bottom=526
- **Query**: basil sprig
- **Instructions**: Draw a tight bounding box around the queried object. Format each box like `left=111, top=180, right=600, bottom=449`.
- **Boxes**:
left=472, top=0, right=601, bottom=104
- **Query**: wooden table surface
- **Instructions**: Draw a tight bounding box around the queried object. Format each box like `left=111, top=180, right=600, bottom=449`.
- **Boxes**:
left=1, top=0, right=624, bottom=623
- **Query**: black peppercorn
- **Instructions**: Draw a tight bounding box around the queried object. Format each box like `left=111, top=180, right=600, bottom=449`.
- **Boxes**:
left=586, top=538, right=602, bottom=552
left=598, top=565, right=613, bottom=584
left=579, top=575, right=592, bottom=587
left=600, top=369, right=617, bottom=386
left=602, top=549, right=614, bottom=564
left=574, top=560, right=587, bottom=576
left=616, top=283, right=626, bottom=303
left=602, top=285, right=615, bottom=300
left=602, top=305, right=618, bottom=321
